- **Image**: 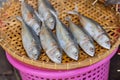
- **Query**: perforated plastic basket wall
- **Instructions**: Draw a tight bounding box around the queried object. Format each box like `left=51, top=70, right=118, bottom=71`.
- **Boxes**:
left=6, top=48, right=118, bottom=80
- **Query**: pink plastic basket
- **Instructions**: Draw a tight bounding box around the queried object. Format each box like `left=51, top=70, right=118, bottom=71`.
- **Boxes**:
left=6, top=48, right=118, bottom=80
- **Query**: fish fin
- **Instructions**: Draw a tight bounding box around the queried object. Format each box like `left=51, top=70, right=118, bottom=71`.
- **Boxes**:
left=25, top=2, right=34, bottom=14
left=74, top=5, right=79, bottom=12
left=67, top=11, right=79, bottom=15
left=16, top=16, right=23, bottom=22
left=65, top=16, right=72, bottom=22
left=34, top=10, right=43, bottom=22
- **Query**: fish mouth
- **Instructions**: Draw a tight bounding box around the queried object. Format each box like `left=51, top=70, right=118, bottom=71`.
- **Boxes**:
left=101, top=40, right=111, bottom=49
left=67, top=49, right=78, bottom=60
left=69, top=52, right=79, bottom=60
left=85, top=47, right=95, bottom=56
left=54, top=53, right=62, bottom=64
left=47, top=49, right=62, bottom=64
left=97, top=35, right=111, bottom=49
left=81, top=43, right=95, bottom=57
left=29, top=53, right=39, bottom=60
left=52, top=55, right=62, bottom=64
left=66, top=46, right=79, bottom=60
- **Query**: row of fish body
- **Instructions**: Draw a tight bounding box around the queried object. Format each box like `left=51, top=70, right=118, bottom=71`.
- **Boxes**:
left=20, top=0, right=62, bottom=63
left=66, top=17, right=95, bottom=56
left=17, top=16, right=41, bottom=60
left=67, top=7, right=111, bottom=50
left=19, top=0, right=111, bottom=63
left=21, top=0, right=80, bottom=62
left=39, top=20, right=62, bottom=64
left=37, top=0, right=62, bottom=63
left=34, top=0, right=79, bottom=61
left=18, top=0, right=42, bottom=60
left=50, top=10, right=79, bottom=60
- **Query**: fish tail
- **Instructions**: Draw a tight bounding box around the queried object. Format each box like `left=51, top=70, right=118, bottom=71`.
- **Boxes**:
left=67, top=5, right=81, bottom=16
left=49, top=9, right=59, bottom=20
left=25, top=2, right=34, bottom=13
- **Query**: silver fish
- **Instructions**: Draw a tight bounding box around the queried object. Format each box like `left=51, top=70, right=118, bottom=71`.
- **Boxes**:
left=105, top=0, right=120, bottom=5
left=21, top=0, right=41, bottom=35
left=68, top=7, right=111, bottom=49
left=38, top=0, right=55, bottom=30
left=40, top=22, right=62, bottom=63
left=17, top=16, right=41, bottom=60
left=66, top=17, right=95, bottom=56
left=50, top=10, right=79, bottom=60
left=36, top=11, right=62, bottom=63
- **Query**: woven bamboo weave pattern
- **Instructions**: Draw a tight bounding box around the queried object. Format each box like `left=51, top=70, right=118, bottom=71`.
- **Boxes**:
left=0, top=0, right=120, bottom=70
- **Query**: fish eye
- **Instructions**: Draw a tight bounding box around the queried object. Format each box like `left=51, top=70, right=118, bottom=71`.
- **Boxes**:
left=74, top=52, right=78, bottom=56
left=57, top=56, right=61, bottom=59
left=106, top=41, right=110, bottom=45
left=90, top=47, right=94, bottom=52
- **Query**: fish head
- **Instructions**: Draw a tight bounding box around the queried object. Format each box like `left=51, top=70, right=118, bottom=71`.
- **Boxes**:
left=28, top=47, right=40, bottom=60
left=97, top=34, right=111, bottom=49
left=48, top=49, right=62, bottom=64
left=53, top=50, right=62, bottom=63
left=81, top=41, right=95, bottom=56
left=66, top=45, right=79, bottom=60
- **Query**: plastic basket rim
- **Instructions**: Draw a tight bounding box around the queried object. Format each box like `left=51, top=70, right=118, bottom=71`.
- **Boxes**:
left=6, top=47, right=118, bottom=77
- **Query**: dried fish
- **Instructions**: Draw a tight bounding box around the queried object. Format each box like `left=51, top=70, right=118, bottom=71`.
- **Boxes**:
left=17, top=16, right=41, bottom=60
left=21, top=0, right=41, bottom=35
left=66, top=16, right=95, bottom=56
left=68, top=7, right=111, bottom=49
left=36, top=11, right=62, bottom=63
left=50, top=10, right=79, bottom=60
left=38, top=0, right=56, bottom=30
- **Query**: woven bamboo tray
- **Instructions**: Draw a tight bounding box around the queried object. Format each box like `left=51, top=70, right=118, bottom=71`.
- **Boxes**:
left=0, top=0, right=120, bottom=70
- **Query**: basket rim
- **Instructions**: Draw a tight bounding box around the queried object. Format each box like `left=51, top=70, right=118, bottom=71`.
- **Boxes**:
left=1, top=38, right=120, bottom=70
left=6, top=47, right=118, bottom=75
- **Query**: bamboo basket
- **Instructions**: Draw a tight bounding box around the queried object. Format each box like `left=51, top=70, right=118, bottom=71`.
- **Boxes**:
left=0, top=0, right=120, bottom=70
